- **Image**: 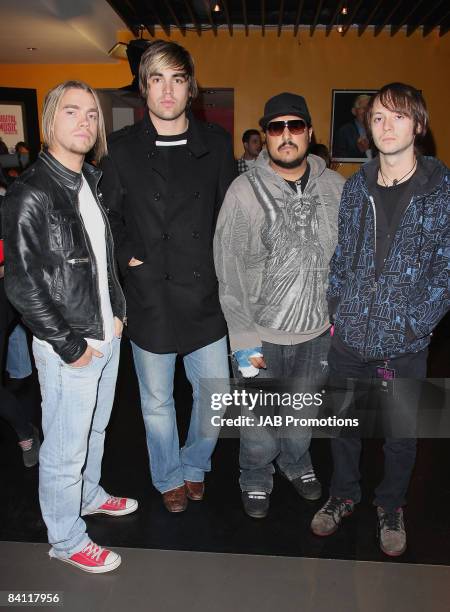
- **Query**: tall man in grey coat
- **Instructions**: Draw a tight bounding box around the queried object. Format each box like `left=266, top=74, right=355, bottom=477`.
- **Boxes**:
left=214, top=93, right=345, bottom=518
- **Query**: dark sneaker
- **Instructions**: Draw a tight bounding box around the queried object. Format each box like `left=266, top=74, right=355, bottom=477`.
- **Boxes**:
left=377, top=507, right=406, bottom=556
left=289, top=470, right=322, bottom=501
left=241, top=491, right=270, bottom=519
left=18, top=425, right=40, bottom=468
left=311, top=496, right=354, bottom=536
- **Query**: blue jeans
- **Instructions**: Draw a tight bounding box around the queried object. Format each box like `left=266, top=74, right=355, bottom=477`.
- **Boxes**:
left=33, top=336, right=120, bottom=559
left=235, top=333, right=330, bottom=493
left=131, top=336, right=229, bottom=493
left=7, top=324, right=32, bottom=379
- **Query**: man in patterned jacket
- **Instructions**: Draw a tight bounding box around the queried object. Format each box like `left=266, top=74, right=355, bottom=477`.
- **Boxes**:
left=214, top=93, right=345, bottom=518
left=311, top=82, right=449, bottom=557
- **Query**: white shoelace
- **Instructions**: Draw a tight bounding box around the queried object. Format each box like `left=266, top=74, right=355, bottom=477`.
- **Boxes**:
left=81, top=541, right=104, bottom=561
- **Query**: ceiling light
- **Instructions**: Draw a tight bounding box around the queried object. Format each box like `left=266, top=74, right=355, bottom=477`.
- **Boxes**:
left=341, top=7, right=348, bottom=15
left=213, top=2, right=221, bottom=12
left=27, top=47, right=37, bottom=51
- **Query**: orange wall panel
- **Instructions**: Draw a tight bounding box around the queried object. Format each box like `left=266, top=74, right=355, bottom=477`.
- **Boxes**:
left=0, top=28, right=448, bottom=177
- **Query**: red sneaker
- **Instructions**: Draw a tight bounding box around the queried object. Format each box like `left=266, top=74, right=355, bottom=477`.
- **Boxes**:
left=61, top=541, right=121, bottom=573
left=87, top=496, right=138, bottom=517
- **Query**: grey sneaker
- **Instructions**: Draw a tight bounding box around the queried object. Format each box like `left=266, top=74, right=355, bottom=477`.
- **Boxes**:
left=377, top=507, right=406, bottom=556
left=241, top=491, right=270, bottom=519
left=289, top=470, right=322, bottom=501
left=311, top=496, right=354, bottom=536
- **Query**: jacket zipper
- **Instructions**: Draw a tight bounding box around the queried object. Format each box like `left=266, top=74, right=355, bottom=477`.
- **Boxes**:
left=362, top=196, right=377, bottom=360
left=361, top=194, right=417, bottom=360
left=67, top=257, right=89, bottom=264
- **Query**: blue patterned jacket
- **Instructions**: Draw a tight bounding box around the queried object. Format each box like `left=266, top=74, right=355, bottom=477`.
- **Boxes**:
left=328, top=156, right=449, bottom=360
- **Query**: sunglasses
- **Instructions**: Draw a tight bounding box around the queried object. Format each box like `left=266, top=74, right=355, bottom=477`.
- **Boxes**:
left=266, top=119, right=307, bottom=136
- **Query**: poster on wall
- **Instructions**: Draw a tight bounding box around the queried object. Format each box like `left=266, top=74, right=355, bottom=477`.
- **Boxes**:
left=0, top=103, right=26, bottom=152
left=0, top=88, right=40, bottom=162
left=330, top=89, right=377, bottom=163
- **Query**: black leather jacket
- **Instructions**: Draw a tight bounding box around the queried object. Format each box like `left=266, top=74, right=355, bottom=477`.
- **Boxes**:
left=2, top=151, right=126, bottom=363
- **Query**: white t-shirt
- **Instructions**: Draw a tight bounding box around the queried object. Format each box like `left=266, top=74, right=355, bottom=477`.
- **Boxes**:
left=36, top=175, right=115, bottom=355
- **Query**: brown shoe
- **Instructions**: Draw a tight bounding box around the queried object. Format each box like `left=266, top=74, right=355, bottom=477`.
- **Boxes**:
left=162, top=485, right=188, bottom=513
left=185, top=480, right=205, bottom=501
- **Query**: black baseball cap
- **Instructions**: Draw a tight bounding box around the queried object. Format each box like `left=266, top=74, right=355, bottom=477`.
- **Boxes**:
left=259, top=92, right=312, bottom=130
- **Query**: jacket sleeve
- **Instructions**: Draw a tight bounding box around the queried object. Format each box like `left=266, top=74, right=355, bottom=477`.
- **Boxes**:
left=213, top=185, right=261, bottom=352
left=99, top=153, right=137, bottom=275
left=214, top=132, right=238, bottom=223
left=2, top=184, right=87, bottom=363
left=407, top=221, right=450, bottom=339
left=327, top=179, right=352, bottom=317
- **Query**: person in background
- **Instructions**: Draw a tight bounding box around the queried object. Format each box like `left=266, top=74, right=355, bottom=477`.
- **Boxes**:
left=0, top=205, right=39, bottom=467
left=237, top=129, right=263, bottom=174
left=14, top=142, right=29, bottom=155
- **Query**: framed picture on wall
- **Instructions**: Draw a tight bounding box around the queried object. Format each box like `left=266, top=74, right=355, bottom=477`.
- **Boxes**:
left=330, top=89, right=377, bottom=163
left=0, top=88, right=40, bottom=162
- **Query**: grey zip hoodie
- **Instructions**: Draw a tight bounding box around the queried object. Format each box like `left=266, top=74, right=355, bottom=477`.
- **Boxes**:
left=214, top=151, right=345, bottom=351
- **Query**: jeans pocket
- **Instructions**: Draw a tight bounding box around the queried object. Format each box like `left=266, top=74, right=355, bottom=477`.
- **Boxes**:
left=65, top=358, right=94, bottom=371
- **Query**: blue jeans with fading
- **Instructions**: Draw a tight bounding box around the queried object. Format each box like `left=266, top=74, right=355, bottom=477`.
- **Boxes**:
left=131, top=336, right=229, bottom=493
left=7, top=324, right=32, bottom=379
left=33, top=336, right=120, bottom=559
left=236, top=332, right=330, bottom=493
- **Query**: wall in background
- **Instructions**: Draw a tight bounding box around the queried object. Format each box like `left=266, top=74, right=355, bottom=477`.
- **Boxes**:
left=0, top=28, right=448, bottom=177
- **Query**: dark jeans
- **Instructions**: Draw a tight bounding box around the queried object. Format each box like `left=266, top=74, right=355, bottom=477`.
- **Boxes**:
left=328, top=336, right=428, bottom=511
left=234, top=332, right=330, bottom=493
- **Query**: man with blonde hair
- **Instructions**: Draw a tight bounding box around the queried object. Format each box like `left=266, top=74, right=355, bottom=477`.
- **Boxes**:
left=101, top=40, right=236, bottom=512
left=3, top=80, right=136, bottom=573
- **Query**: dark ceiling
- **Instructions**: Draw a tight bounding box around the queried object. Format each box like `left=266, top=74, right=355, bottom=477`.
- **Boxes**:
left=106, top=0, right=449, bottom=38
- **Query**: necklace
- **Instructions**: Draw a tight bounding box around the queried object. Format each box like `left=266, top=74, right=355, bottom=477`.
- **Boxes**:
left=379, top=158, right=417, bottom=187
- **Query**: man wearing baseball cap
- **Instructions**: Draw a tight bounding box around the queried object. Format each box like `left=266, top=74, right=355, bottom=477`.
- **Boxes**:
left=214, top=93, right=345, bottom=518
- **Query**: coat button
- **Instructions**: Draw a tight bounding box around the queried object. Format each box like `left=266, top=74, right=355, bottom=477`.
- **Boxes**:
left=165, top=273, right=172, bottom=280
left=150, top=150, right=157, bottom=158
left=192, top=231, right=200, bottom=239
left=154, top=192, right=161, bottom=201
left=162, top=232, right=170, bottom=240
left=193, top=271, right=201, bottom=279
left=194, top=191, right=200, bottom=198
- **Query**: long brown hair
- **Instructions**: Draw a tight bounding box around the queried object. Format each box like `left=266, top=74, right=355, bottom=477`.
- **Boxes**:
left=366, top=82, right=428, bottom=140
